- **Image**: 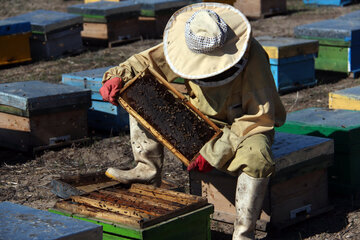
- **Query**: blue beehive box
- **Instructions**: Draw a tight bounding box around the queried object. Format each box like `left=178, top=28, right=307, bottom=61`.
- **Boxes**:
left=256, top=36, right=319, bottom=93
left=294, top=19, right=360, bottom=77
left=0, top=81, right=91, bottom=151
left=0, top=202, right=102, bottom=240
left=276, top=107, right=360, bottom=194
left=0, top=20, right=32, bottom=66
left=6, top=10, right=83, bottom=60
left=303, top=0, right=352, bottom=6
left=62, top=67, right=130, bottom=132
left=68, top=1, right=141, bottom=45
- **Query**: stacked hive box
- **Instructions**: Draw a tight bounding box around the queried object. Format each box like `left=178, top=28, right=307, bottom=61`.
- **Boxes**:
left=276, top=108, right=360, bottom=194
left=0, top=20, right=32, bottom=66
left=62, top=67, right=130, bottom=132
left=137, top=0, right=198, bottom=39
left=190, top=132, right=334, bottom=230
left=0, top=81, right=91, bottom=152
left=256, top=36, right=319, bottom=93
left=329, top=86, right=360, bottom=111
left=303, top=0, right=353, bottom=6
left=50, top=183, right=214, bottom=240
left=233, top=0, right=286, bottom=19
left=68, top=1, right=141, bottom=47
left=6, top=10, right=83, bottom=60
left=0, top=202, right=102, bottom=240
left=294, top=19, right=360, bottom=77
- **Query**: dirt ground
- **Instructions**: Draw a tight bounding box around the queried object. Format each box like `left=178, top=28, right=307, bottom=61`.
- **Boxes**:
left=1, top=0, right=360, bottom=239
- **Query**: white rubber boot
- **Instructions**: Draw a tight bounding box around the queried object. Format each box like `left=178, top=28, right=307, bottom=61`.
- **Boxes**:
left=106, top=116, right=164, bottom=186
left=232, top=172, right=269, bottom=240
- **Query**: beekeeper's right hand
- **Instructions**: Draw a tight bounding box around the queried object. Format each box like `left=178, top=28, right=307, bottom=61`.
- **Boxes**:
left=100, top=77, right=123, bottom=106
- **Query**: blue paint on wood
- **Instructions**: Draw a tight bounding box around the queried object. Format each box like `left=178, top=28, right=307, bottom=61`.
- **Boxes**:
left=294, top=19, right=360, bottom=45
left=6, top=10, right=82, bottom=33
left=0, top=202, right=102, bottom=240
left=0, top=81, right=91, bottom=114
left=337, top=10, right=360, bottom=22
left=67, top=1, right=141, bottom=17
left=270, top=54, right=317, bottom=93
left=284, top=107, right=360, bottom=129
left=0, top=20, right=31, bottom=36
left=303, top=0, right=352, bottom=6
left=332, top=85, right=360, bottom=100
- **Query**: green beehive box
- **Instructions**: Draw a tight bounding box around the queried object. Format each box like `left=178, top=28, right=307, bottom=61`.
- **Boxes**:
left=276, top=107, right=360, bottom=194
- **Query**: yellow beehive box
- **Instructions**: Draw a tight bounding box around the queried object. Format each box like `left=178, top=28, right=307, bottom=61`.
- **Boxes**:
left=329, top=86, right=360, bottom=111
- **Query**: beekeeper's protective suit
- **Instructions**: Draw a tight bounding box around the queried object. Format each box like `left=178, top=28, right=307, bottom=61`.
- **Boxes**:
left=100, top=3, right=286, bottom=239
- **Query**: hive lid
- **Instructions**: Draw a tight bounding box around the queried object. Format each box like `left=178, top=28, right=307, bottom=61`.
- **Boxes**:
left=337, top=10, right=360, bottom=22
left=0, top=202, right=102, bottom=240
left=256, top=36, right=319, bottom=59
left=294, top=19, right=360, bottom=44
left=136, top=0, right=200, bottom=16
left=0, top=81, right=91, bottom=116
left=6, top=10, right=83, bottom=33
left=68, top=1, right=141, bottom=17
left=0, top=20, right=31, bottom=36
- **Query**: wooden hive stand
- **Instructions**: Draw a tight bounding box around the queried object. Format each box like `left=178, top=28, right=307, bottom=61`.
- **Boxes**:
left=294, top=18, right=360, bottom=78
left=50, top=183, right=214, bottom=240
left=0, top=81, right=91, bottom=152
left=256, top=36, right=319, bottom=93
left=6, top=10, right=83, bottom=60
left=276, top=107, right=360, bottom=195
left=0, top=20, right=32, bottom=66
left=190, top=132, right=334, bottom=232
left=62, top=66, right=130, bottom=133
left=67, top=1, right=142, bottom=47
left=0, top=202, right=102, bottom=240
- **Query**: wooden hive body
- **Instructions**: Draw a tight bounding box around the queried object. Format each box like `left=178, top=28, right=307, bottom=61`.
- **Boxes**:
left=190, top=132, right=334, bottom=231
left=303, top=0, right=353, bottom=6
left=6, top=10, right=83, bottom=60
left=233, top=0, right=287, bottom=19
left=62, top=66, right=130, bottom=132
left=257, top=36, right=318, bottom=93
left=0, top=202, right=102, bottom=240
left=0, top=20, right=32, bottom=66
left=276, top=107, right=360, bottom=194
left=50, top=183, right=214, bottom=240
left=0, top=81, right=91, bottom=152
left=329, top=85, right=360, bottom=111
left=68, top=1, right=141, bottom=45
left=294, top=19, right=360, bottom=77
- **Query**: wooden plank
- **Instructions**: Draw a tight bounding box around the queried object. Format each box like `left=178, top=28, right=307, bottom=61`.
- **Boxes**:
left=233, top=0, right=286, bottom=18
left=329, top=86, right=360, bottom=111
left=0, top=112, right=30, bottom=132
left=0, top=32, right=31, bottom=66
left=55, top=201, right=143, bottom=228
left=315, top=44, right=349, bottom=73
left=107, top=17, right=140, bottom=42
left=82, top=22, right=108, bottom=39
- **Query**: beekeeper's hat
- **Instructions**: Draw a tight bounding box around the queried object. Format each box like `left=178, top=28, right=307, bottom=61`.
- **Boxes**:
left=163, top=2, right=251, bottom=81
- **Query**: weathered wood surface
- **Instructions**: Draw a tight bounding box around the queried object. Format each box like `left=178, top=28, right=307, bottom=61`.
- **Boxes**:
left=329, top=85, right=360, bottom=111
left=0, top=81, right=91, bottom=116
left=5, top=10, right=82, bottom=33
left=0, top=202, right=102, bottom=240
left=0, top=32, right=32, bottom=66
left=0, top=20, right=31, bottom=35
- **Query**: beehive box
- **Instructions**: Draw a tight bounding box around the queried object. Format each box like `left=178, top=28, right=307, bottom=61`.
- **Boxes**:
left=256, top=36, right=318, bottom=93
left=137, top=0, right=197, bottom=39
left=0, top=81, right=91, bottom=152
left=203, top=0, right=235, bottom=5
left=329, top=86, right=360, bottom=111
left=50, top=183, right=214, bottom=240
left=6, top=10, right=83, bottom=60
left=0, top=20, right=32, bottom=66
left=62, top=66, right=130, bottom=132
left=118, top=67, right=221, bottom=166
left=0, top=202, right=102, bottom=240
left=276, top=107, right=360, bottom=194
left=68, top=1, right=141, bottom=46
left=190, top=132, right=334, bottom=230
left=233, top=0, right=286, bottom=19
left=303, top=0, right=352, bottom=6
left=294, top=19, right=360, bottom=77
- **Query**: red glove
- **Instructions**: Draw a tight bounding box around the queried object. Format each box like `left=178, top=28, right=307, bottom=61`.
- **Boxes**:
left=99, top=77, right=123, bottom=106
left=187, top=155, right=213, bottom=173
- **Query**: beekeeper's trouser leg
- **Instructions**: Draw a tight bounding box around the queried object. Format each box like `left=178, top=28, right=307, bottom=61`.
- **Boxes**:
left=106, top=116, right=164, bottom=186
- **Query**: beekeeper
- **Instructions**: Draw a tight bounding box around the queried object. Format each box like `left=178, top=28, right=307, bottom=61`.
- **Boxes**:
left=100, top=2, right=286, bottom=239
